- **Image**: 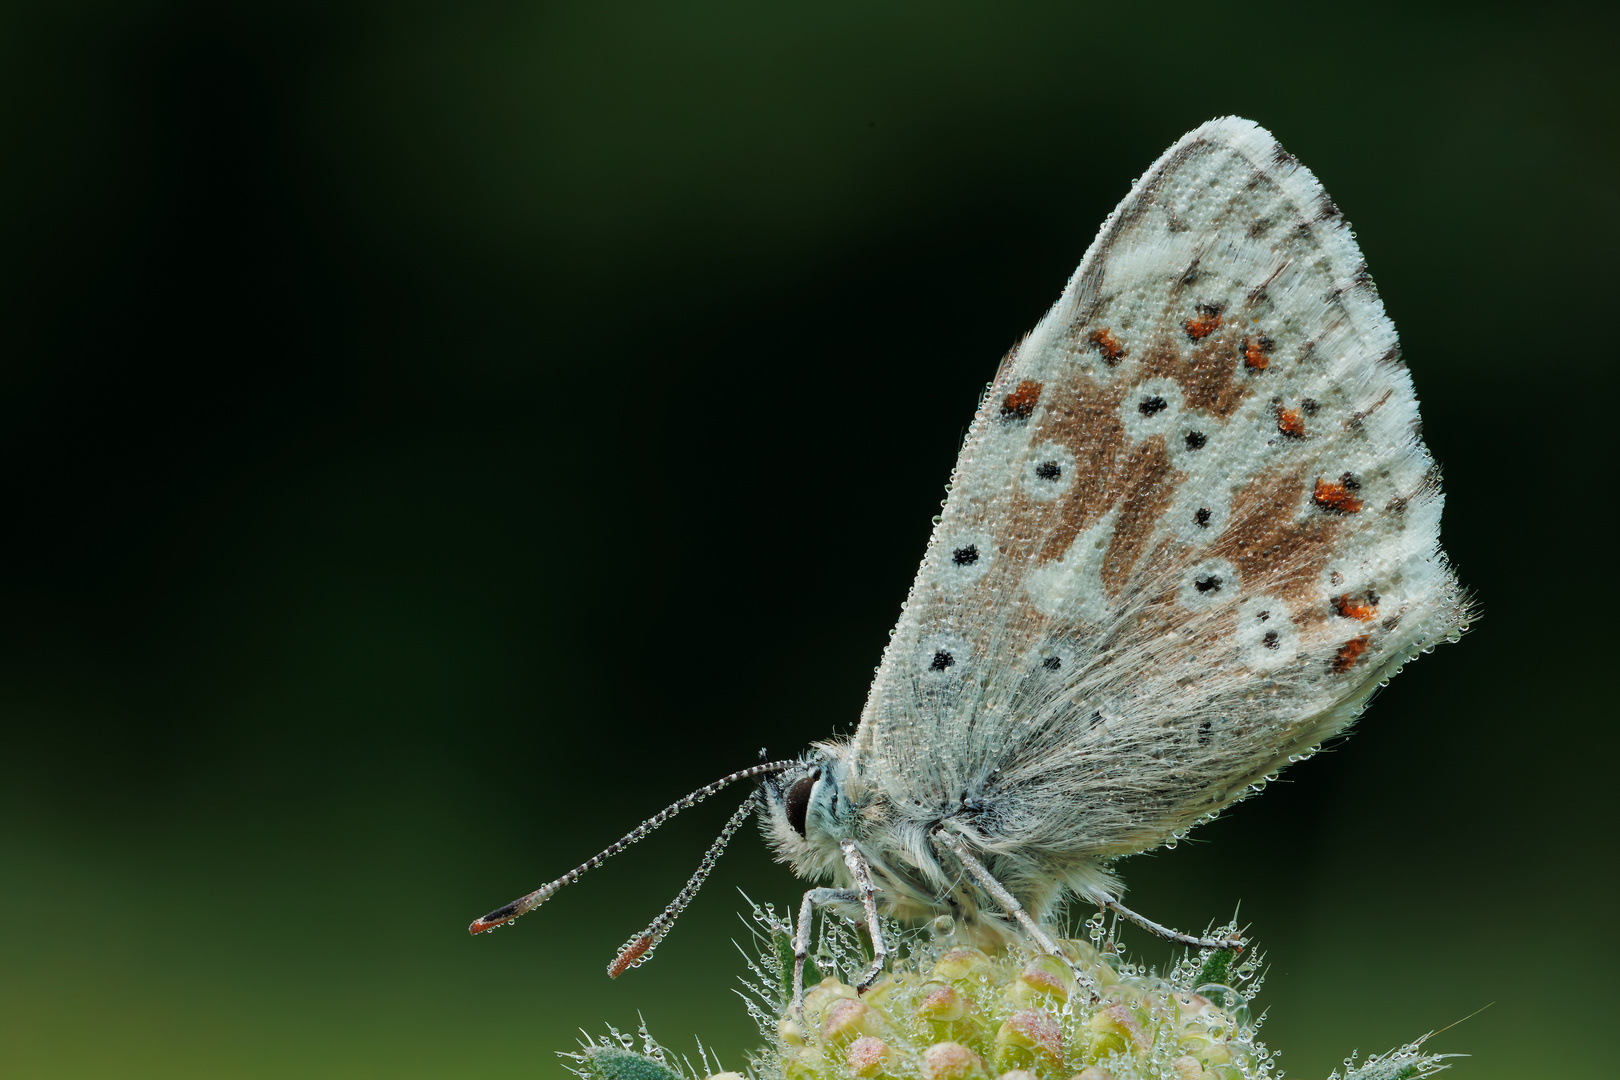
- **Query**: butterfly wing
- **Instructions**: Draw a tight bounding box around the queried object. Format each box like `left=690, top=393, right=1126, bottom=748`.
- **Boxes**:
left=850, top=117, right=1469, bottom=865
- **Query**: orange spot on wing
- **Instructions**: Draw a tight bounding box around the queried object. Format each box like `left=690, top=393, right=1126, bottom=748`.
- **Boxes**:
left=1334, top=594, right=1379, bottom=621
left=1244, top=335, right=1275, bottom=370
left=608, top=936, right=653, bottom=978
left=1312, top=476, right=1363, bottom=514
left=1088, top=328, right=1126, bottom=364
left=1000, top=379, right=1042, bottom=420
left=1276, top=408, right=1306, bottom=439
left=1185, top=305, right=1223, bottom=340
left=1332, top=635, right=1371, bottom=673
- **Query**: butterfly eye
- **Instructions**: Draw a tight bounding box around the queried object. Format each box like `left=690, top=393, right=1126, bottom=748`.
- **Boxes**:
left=784, top=773, right=817, bottom=837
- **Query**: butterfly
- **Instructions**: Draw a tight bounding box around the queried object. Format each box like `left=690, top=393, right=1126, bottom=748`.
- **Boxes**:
left=468, top=117, right=1470, bottom=1013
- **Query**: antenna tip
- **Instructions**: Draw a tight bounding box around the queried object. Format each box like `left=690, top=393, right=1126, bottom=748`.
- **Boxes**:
left=607, top=935, right=654, bottom=978
left=469, top=899, right=523, bottom=935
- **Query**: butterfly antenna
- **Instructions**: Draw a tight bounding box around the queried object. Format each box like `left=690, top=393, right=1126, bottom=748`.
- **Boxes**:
left=607, top=790, right=760, bottom=977
left=468, top=760, right=796, bottom=935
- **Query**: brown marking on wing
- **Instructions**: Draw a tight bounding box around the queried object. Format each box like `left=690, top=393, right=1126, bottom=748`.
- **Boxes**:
left=1312, top=475, right=1363, bottom=514
left=1276, top=407, right=1306, bottom=439
left=1332, top=635, right=1371, bottom=673
left=1098, top=436, right=1179, bottom=594
left=1184, top=304, right=1223, bottom=339
left=910, top=366, right=1122, bottom=655
left=1209, top=465, right=1342, bottom=607
left=1138, top=334, right=1249, bottom=420
left=1088, top=328, right=1126, bottom=364
left=1019, top=377, right=1129, bottom=565
left=1243, top=335, right=1275, bottom=370
left=1000, top=379, right=1043, bottom=421
left=1334, top=593, right=1379, bottom=621
left=899, top=378, right=1089, bottom=656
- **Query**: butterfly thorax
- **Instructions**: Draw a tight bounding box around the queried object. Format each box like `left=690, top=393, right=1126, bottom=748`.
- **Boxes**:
left=761, top=741, right=1115, bottom=936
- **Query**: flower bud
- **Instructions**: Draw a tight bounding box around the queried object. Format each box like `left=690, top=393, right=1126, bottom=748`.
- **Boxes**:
left=992, top=1009, right=1062, bottom=1072
left=916, top=984, right=966, bottom=1023
left=920, top=1041, right=987, bottom=1080
left=845, top=1036, right=893, bottom=1078
left=821, top=999, right=874, bottom=1046
left=1085, top=1003, right=1148, bottom=1060
left=1011, top=957, right=1072, bottom=1006
left=932, top=948, right=994, bottom=983
left=1169, top=1056, right=1203, bottom=1080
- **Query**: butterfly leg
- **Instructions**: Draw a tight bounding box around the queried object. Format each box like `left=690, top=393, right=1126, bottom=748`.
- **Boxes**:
left=839, top=839, right=890, bottom=993
left=931, top=829, right=1097, bottom=1001
left=792, top=886, right=859, bottom=1022
left=1099, top=895, right=1244, bottom=951
left=790, top=841, right=889, bottom=1021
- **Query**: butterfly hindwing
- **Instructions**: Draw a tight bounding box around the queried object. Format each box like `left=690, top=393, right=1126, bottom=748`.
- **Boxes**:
left=850, top=117, right=1467, bottom=860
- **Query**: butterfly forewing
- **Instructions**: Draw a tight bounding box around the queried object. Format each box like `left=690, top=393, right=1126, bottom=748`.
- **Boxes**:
left=851, top=118, right=1467, bottom=859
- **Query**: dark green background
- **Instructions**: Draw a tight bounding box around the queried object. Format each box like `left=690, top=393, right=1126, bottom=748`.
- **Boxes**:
left=1, top=3, right=1614, bottom=1077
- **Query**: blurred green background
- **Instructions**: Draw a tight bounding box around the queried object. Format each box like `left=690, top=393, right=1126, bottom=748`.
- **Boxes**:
left=1, top=2, right=1614, bottom=1077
